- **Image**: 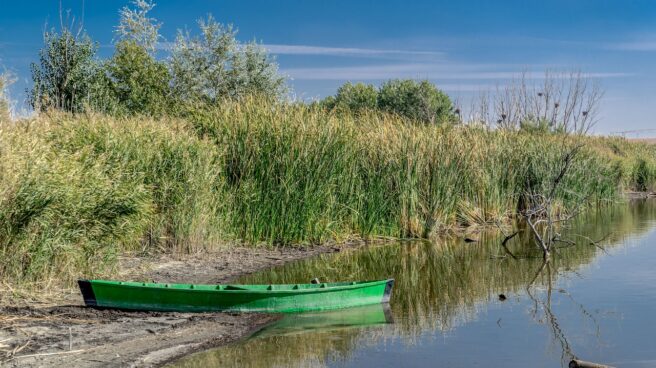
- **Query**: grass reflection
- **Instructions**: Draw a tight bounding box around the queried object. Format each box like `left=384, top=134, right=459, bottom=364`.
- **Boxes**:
left=171, top=200, right=656, bottom=368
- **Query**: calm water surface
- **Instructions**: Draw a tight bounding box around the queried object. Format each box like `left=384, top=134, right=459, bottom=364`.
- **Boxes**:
left=171, top=200, right=656, bottom=367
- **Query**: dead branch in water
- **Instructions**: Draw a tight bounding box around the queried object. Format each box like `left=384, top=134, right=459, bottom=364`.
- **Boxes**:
left=569, top=359, right=615, bottom=368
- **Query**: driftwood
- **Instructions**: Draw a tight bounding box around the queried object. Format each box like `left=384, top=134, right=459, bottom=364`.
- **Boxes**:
left=569, top=359, right=615, bottom=368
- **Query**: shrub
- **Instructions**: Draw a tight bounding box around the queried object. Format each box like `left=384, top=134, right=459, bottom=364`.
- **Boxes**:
left=332, top=82, right=378, bottom=112
left=28, top=28, right=109, bottom=113
left=170, top=15, right=286, bottom=104
left=377, top=79, right=455, bottom=124
left=101, top=1, right=171, bottom=116
left=106, top=41, right=171, bottom=115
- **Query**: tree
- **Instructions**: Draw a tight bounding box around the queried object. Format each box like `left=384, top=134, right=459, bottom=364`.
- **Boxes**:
left=28, top=28, right=108, bottom=113
left=106, top=41, right=171, bottom=115
left=115, top=0, right=161, bottom=53
left=227, top=41, right=287, bottom=100
left=103, top=0, right=170, bottom=115
left=377, top=79, right=455, bottom=124
left=472, top=71, right=603, bottom=135
left=331, top=82, right=378, bottom=112
left=170, top=15, right=286, bottom=104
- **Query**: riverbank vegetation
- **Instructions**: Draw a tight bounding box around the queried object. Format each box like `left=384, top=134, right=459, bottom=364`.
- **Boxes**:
left=1, top=1, right=656, bottom=287
left=193, top=202, right=656, bottom=368
left=1, top=100, right=656, bottom=285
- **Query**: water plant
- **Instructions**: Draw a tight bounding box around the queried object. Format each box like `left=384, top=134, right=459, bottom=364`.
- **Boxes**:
left=1, top=99, right=655, bottom=285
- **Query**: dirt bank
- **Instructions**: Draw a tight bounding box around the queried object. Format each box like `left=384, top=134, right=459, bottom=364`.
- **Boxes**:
left=0, top=243, right=361, bottom=367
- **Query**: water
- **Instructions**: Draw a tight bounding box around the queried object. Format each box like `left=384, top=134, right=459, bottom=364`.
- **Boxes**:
left=170, top=200, right=656, bottom=367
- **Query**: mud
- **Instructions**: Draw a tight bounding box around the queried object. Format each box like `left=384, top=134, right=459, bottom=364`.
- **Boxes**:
left=0, top=243, right=362, bottom=367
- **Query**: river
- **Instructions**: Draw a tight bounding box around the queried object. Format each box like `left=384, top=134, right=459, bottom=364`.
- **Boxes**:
left=169, top=199, right=656, bottom=367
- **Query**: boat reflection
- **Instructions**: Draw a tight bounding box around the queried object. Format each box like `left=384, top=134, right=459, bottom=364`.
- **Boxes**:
left=253, top=303, right=393, bottom=339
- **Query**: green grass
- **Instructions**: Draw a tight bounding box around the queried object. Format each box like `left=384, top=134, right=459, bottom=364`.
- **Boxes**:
left=1, top=99, right=655, bottom=285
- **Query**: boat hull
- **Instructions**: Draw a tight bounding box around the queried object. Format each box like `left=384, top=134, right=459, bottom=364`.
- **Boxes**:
left=78, top=279, right=394, bottom=313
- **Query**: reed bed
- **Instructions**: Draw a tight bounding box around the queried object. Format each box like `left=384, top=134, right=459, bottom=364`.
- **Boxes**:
left=0, top=99, right=655, bottom=284
left=215, top=202, right=656, bottom=368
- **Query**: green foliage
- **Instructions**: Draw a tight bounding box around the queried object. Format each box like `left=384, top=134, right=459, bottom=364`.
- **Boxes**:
left=317, top=95, right=336, bottom=110
left=0, top=114, right=225, bottom=284
left=28, top=28, right=109, bottom=113
left=27, top=3, right=288, bottom=115
left=322, top=79, right=455, bottom=124
left=0, top=126, right=152, bottom=283
left=377, top=79, right=455, bottom=124
left=104, top=1, right=170, bottom=115
left=632, top=159, right=656, bottom=192
left=188, top=100, right=647, bottom=244
left=106, top=41, right=171, bottom=115
left=331, top=82, right=378, bottom=112
left=3, top=100, right=655, bottom=285
left=170, top=15, right=286, bottom=104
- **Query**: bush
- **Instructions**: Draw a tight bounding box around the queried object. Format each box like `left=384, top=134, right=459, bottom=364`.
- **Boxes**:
left=101, top=1, right=170, bottom=116
left=106, top=41, right=171, bottom=115
left=170, top=15, right=286, bottom=105
left=378, top=79, right=455, bottom=124
left=28, top=28, right=110, bottom=113
left=331, top=82, right=378, bottom=112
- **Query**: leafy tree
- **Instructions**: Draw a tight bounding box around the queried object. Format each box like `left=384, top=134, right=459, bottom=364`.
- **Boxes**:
left=227, top=42, right=287, bottom=100
left=318, top=95, right=337, bottom=110
left=115, top=0, right=161, bottom=53
left=106, top=41, right=171, bottom=115
left=105, top=0, right=170, bottom=115
left=377, top=79, right=454, bottom=124
left=28, top=28, right=108, bottom=113
left=170, top=15, right=286, bottom=104
left=332, top=82, right=378, bottom=111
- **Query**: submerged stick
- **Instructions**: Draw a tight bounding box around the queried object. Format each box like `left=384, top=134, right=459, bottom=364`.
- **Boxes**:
left=569, top=359, right=615, bottom=368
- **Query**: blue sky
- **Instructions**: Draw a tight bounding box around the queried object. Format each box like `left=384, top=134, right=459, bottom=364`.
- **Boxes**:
left=1, top=0, right=656, bottom=133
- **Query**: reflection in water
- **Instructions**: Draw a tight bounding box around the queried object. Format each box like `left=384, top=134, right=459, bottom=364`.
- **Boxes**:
left=254, top=304, right=393, bottom=339
left=171, top=200, right=656, bottom=368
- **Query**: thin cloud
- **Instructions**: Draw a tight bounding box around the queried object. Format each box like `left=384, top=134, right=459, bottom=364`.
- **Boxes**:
left=436, top=84, right=505, bottom=92
left=264, top=44, right=444, bottom=59
left=609, top=40, right=656, bottom=51
left=153, top=42, right=445, bottom=60
left=283, top=64, right=631, bottom=81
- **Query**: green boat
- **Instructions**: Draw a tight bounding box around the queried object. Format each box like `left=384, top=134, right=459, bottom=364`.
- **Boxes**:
left=78, top=279, right=394, bottom=313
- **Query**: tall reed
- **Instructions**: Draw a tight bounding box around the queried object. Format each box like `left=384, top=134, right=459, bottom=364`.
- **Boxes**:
left=1, top=99, right=655, bottom=284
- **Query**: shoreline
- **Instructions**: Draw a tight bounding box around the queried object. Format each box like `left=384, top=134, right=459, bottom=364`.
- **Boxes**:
left=0, top=242, right=369, bottom=368
left=1, top=196, right=652, bottom=367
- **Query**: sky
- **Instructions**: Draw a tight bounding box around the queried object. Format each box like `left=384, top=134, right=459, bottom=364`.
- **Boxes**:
left=1, top=0, right=656, bottom=134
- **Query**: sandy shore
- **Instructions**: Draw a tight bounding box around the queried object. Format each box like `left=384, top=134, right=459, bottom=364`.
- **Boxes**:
left=0, top=243, right=361, bottom=367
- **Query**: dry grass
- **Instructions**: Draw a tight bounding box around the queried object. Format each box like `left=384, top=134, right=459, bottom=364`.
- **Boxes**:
left=629, top=137, right=656, bottom=144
